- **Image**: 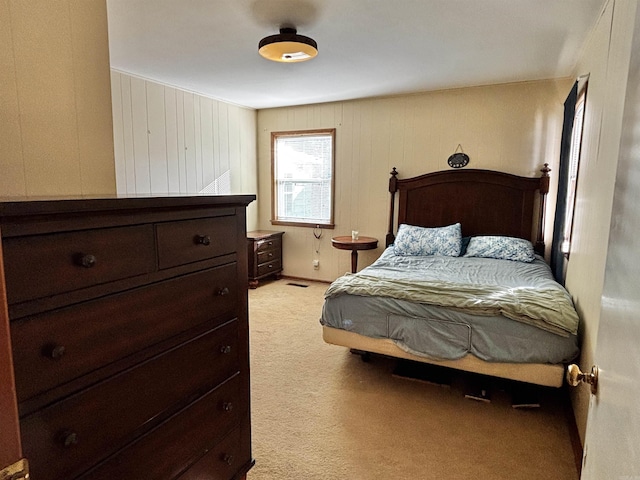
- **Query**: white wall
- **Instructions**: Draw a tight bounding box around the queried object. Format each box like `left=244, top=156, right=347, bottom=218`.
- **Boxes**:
left=565, top=0, right=637, bottom=444
left=0, top=0, right=115, bottom=196
left=110, top=71, right=259, bottom=227
left=257, top=79, right=572, bottom=281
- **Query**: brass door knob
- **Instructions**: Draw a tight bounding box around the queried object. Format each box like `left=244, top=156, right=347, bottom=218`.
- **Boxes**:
left=566, top=364, right=598, bottom=394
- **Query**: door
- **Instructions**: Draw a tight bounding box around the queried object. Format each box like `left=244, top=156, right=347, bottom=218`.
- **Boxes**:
left=0, top=235, right=23, bottom=471
left=580, top=1, right=640, bottom=477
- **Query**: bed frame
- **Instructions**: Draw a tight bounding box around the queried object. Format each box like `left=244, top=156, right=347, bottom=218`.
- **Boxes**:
left=322, top=164, right=568, bottom=388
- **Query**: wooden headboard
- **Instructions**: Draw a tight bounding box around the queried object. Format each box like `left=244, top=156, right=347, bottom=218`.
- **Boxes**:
left=386, top=165, right=550, bottom=255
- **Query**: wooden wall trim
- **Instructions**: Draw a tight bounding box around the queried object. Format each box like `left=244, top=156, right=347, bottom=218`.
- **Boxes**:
left=0, top=229, right=22, bottom=467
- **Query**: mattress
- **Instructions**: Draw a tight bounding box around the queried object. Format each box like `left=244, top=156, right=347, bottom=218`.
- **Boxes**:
left=320, top=248, right=579, bottom=365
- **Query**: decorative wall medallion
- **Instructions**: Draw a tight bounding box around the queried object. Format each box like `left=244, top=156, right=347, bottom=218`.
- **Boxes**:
left=447, top=151, right=470, bottom=168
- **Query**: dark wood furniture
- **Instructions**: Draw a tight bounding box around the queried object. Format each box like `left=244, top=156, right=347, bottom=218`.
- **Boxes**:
left=323, top=166, right=566, bottom=388
left=0, top=195, right=255, bottom=480
left=247, top=230, right=284, bottom=288
left=386, top=165, right=550, bottom=253
left=331, top=236, right=379, bottom=273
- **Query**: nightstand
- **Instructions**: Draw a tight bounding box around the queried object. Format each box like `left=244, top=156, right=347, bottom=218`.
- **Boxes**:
left=331, top=235, right=378, bottom=273
left=247, top=230, right=284, bottom=288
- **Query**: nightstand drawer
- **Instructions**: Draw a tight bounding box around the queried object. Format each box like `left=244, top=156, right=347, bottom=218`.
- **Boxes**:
left=21, top=320, right=240, bottom=480
left=156, top=215, right=237, bottom=269
left=256, top=235, right=281, bottom=253
left=3, top=225, right=156, bottom=304
left=257, top=259, right=282, bottom=277
left=12, top=263, right=239, bottom=402
left=257, top=248, right=279, bottom=264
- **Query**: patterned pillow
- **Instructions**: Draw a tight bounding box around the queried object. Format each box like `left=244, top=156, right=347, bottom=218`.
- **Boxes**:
left=463, top=236, right=535, bottom=262
left=393, top=223, right=462, bottom=257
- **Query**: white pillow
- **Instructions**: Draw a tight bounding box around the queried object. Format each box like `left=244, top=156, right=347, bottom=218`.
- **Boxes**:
left=463, top=236, right=535, bottom=262
left=393, top=223, right=462, bottom=257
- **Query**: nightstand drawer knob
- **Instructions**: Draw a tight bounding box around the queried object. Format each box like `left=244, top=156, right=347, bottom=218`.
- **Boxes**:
left=220, top=345, right=232, bottom=354
left=223, top=402, right=233, bottom=412
left=217, top=287, right=230, bottom=296
left=222, top=454, right=234, bottom=466
left=75, top=253, right=97, bottom=268
left=194, top=234, right=211, bottom=246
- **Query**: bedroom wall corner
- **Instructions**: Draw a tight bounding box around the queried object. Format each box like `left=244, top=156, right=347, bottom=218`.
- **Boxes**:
left=564, top=0, right=637, bottom=445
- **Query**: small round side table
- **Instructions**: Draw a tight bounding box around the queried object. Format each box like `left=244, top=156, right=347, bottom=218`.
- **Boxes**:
left=331, top=235, right=378, bottom=273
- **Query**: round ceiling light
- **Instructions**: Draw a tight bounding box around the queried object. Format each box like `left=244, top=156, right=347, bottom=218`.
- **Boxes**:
left=258, top=27, right=318, bottom=63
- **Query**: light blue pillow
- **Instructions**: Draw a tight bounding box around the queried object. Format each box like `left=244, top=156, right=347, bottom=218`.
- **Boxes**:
left=393, top=223, right=462, bottom=257
left=463, top=236, right=535, bottom=262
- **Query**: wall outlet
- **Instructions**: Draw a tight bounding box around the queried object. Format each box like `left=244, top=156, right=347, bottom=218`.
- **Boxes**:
left=312, top=259, right=319, bottom=269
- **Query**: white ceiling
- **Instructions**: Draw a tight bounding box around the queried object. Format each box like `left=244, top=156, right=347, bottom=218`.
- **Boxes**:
left=107, top=0, right=606, bottom=110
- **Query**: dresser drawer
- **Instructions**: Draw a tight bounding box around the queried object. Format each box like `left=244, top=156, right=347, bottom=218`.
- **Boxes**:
left=156, top=215, right=237, bottom=269
left=21, top=320, right=241, bottom=480
left=257, top=259, right=282, bottom=277
left=177, top=426, right=248, bottom=480
left=11, top=263, right=239, bottom=402
left=3, top=225, right=156, bottom=304
left=77, top=375, right=245, bottom=480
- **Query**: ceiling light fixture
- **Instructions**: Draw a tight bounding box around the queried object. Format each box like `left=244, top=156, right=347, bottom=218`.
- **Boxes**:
left=258, top=27, right=318, bottom=63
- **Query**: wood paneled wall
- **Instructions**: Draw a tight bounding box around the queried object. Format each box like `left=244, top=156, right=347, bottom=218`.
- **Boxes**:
left=257, top=79, right=572, bottom=281
left=0, top=0, right=115, bottom=196
left=565, top=0, right=638, bottom=444
left=110, top=72, right=258, bottom=208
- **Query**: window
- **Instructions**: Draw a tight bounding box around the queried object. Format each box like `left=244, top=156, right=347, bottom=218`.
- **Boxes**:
left=271, top=129, right=335, bottom=227
left=561, top=82, right=588, bottom=255
left=551, top=77, right=588, bottom=283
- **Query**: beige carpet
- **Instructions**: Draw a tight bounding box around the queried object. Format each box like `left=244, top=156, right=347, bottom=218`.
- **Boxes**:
left=247, top=279, right=579, bottom=480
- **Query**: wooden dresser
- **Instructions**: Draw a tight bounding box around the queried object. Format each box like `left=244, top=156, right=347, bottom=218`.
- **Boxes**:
left=0, top=195, right=255, bottom=480
left=247, top=231, right=284, bottom=288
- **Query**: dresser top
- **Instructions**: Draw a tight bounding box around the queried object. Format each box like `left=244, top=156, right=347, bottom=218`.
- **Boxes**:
left=0, top=194, right=256, bottom=218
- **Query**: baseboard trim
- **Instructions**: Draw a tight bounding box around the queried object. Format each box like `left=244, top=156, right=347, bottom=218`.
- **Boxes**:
left=563, top=387, right=583, bottom=476
left=280, top=275, right=331, bottom=285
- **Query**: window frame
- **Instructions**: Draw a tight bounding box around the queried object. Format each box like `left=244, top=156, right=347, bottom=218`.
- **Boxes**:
left=270, top=128, right=336, bottom=229
left=561, top=80, right=588, bottom=258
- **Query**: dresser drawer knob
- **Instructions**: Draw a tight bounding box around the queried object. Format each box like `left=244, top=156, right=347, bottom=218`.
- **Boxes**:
left=75, top=253, right=97, bottom=268
left=58, top=430, right=78, bottom=448
left=45, top=344, right=66, bottom=360
left=222, top=453, right=234, bottom=466
left=223, top=402, right=233, bottom=412
left=217, top=287, right=230, bottom=296
left=220, top=345, right=232, bottom=354
left=194, top=234, right=211, bottom=246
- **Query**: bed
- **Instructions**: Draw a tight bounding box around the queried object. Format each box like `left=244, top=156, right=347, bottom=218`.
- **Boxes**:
left=320, top=166, right=579, bottom=388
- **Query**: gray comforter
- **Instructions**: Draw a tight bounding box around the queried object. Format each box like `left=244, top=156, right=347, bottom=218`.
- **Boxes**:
left=325, top=248, right=579, bottom=337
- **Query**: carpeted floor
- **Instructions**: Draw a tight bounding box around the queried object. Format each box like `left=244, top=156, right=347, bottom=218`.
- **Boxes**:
left=247, top=279, right=579, bottom=480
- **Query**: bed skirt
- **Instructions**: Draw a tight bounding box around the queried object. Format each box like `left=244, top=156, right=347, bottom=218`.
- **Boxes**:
left=322, top=326, right=566, bottom=388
